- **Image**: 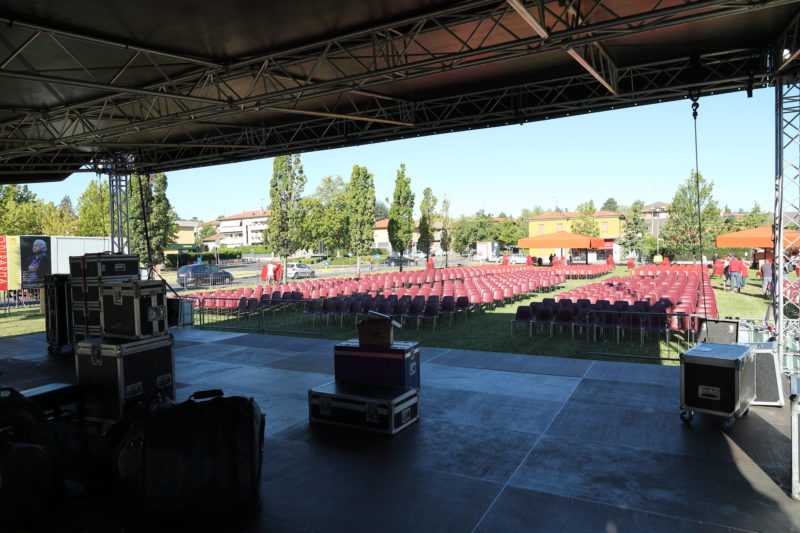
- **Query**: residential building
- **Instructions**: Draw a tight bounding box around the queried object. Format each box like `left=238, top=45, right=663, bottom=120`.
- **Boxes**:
left=203, top=233, right=225, bottom=251
left=215, top=209, right=270, bottom=248
left=642, top=202, right=670, bottom=237
left=373, top=218, right=444, bottom=255
left=165, top=219, right=201, bottom=255
left=526, top=210, right=625, bottom=260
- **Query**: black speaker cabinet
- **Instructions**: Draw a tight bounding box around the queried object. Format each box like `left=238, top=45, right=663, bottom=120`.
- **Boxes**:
left=696, top=318, right=739, bottom=344
left=739, top=342, right=785, bottom=407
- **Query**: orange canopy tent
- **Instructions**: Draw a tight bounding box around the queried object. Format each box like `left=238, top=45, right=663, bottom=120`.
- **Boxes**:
left=714, top=225, right=800, bottom=248
left=517, top=231, right=596, bottom=249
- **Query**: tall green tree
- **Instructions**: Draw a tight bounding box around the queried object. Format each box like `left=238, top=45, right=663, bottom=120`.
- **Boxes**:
left=661, top=171, right=721, bottom=259
left=41, top=200, right=79, bottom=236
left=268, top=154, right=306, bottom=280
left=129, top=173, right=178, bottom=270
left=617, top=200, right=647, bottom=257
left=439, top=197, right=453, bottom=266
left=0, top=184, right=35, bottom=205
left=310, top=175, right=350, bottom=254
left=58, top=195, right=76, bottom=217
left=388, top=164, right=415, bottom=270
left=77, top=178, right=110, bottom=236
left=0, top=199, right=43, bottom=234
left=743, top=202, right=770, bottom=229
left=570, top=200, right=600, bottom=237
left=417, top=188, right=437, bottom=258
left=347, top=165, right=376, bottom=275
left=452, top=216, right=477, bottom=254
left=601, top=198, right=619, bottom=212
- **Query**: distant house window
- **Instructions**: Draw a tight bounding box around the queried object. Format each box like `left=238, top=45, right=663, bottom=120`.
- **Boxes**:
left=538, top=224, right=545, bottom=235
left=601, top=222, right=608, bottom=232
left=556, top=223, right=563, bottom=232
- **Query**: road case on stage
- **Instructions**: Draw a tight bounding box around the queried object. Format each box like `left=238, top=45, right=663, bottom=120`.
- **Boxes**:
left=69, top=253, right=140, bottom=280
left=738, top=341, right=785, bottom=407
left=333, top=340, right=420, bottom=389
left=680, top=342, right=755, bottom=429
left=309, top=381, right=419, bottom=435
left=75, top=334, right=175, bottom=421
left=43, top=274, right=72, bottom=354
left=101, top=280, right=167, bottom=340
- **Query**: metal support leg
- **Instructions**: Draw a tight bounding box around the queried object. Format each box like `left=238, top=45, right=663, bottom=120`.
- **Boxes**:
left=108, top=170, right=130, bottom=254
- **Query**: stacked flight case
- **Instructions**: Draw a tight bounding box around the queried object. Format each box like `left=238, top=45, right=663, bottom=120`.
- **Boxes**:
left=309, top=314, right=420, bottom=435
left=73, top=254, right=175, bottom=422
left=69, top=253, right=139, bottom=344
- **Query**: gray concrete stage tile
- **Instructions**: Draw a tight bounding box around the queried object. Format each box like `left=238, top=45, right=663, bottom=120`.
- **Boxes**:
left=422, top=362, right=580, bottom=403
left=420, top=385, right=565, bottom=434
left=475, top=486, right=743, bottom=533
left=276, top=417, right=539, bottom=484
left=260, top=438, right=502, bottom=532
left=510, top=435, right=800, bottom=532
left=262, top=352, right=334, bottom=375
left=585, top=359, right=679, bottom=386
left=0, top=356, right=75, bottom=390
left=206, top=366, right=331, bottom=401
left=169, top=328, right=246, bottom=343
left=569, top=377, right=679, bottom=412
left=175, top=342, right=296, bottom=366
left=173, top=357, right=249, bottom=383
left=430, top=348, right=592, bottom=378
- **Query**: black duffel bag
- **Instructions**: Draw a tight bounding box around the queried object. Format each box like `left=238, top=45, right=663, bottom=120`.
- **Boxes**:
left=114, top=389, right=265, bottom=522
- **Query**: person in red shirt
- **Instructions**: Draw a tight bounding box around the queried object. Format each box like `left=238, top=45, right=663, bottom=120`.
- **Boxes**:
left=627, top=256, right=635, bottom=271
left=728, top=255, right=743, bottom=292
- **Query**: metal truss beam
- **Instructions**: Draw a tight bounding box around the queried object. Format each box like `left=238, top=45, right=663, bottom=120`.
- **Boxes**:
left=107, top=167, right=130, bottom=254
left=0, top=0, right=794, bottom=171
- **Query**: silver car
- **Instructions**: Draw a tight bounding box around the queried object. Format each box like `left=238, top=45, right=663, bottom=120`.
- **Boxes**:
left=286, top=262, right=315, bottom=279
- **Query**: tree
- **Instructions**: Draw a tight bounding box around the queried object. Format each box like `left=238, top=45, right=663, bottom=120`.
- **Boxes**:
left=41, top=200, right=78, bottom=236
left=58, top=196, right=76, bottom=217
left=309, top=175, right=350, bottom=254
left=268, top=154, right=306, bottom=281
left=452, top=216, right=478, bottom=254
left=570, top=200, right=600, bottom=237
left=347, top=165, right=376, bottom=275
left=495, top=218, right=522, bottom=250
left=77, top=178, right=110, bottom=236
left=661, top=171, right=721, bottom=260
left=129, top=173, right=178, bottom=270
left=0, top=184, right=35, bottom=205
left=743, top=202, right=770, bottom=229
left=439, top=197, right=453, bottom=266
left=617, top=200, right=647, bottom=258
left=601, top=198, right=619, bottom=212
left=196, top=223, right=217, bottom=247
left=417, top=188, right=437, bottom=258
left=375, top=200, right=390, bottom=221
left=0, top=199, right=44, bottom=234
left=388, top=164, right=415, bottom=270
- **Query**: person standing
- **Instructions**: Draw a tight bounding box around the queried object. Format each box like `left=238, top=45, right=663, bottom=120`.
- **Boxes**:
left=761, top=259, right=773, bottom=295
left=728, top=255, right=742, bottom=292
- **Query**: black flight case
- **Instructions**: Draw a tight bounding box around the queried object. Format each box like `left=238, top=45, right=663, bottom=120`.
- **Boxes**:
left=680, top=342, right=756, bottom=430
left=309, top=381, right=419, bottom=435
left=75, top=334, right=175, bottom=421
left=101, top=280, right=168, bottom=340
left=43, top=274, right=73, bottom=354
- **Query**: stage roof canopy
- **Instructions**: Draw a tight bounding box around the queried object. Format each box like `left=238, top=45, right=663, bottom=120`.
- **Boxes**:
left=1, top=0, right=800, bottom=184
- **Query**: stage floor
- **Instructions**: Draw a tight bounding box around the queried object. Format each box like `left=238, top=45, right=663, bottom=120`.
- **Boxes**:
left=2, top=328, right=798, bottom=532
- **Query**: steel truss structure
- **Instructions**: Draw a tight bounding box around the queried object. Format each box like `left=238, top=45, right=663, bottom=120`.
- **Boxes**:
left=107, top=167, right=130, bottom=254
left=0, top=0, right=798, bottom=179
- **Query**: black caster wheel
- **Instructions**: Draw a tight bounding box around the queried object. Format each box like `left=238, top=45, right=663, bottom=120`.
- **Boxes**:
left=680, top=410, right=694, bottom=423
left=736, top=408, right=749, bottom=419
left=722, top=417, right=736, bottom=432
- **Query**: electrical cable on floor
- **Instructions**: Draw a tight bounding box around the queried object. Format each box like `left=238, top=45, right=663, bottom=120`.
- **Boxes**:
left=691, top=94, right=709, bottom=321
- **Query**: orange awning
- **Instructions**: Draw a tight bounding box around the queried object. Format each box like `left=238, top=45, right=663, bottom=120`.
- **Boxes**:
left=518, top=231, right=594, bottom=249
left=589, top=237, right=606, bottom=249
left=715, top=225, right=800, bottom=248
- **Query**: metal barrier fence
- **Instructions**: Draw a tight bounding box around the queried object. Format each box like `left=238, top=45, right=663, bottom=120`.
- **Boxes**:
left=1, top=289, right=41, bottom=316
left=183, top=296, right=323, bottom=336
left=583, top=310, right=706, bottom=362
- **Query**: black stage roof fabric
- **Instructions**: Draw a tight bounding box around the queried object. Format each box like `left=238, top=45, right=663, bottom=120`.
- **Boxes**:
left=1, top=0, right=799, bottom=183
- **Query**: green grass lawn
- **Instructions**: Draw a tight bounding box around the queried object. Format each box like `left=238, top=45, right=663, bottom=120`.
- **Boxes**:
left=1, top=307, right=45, bottom=338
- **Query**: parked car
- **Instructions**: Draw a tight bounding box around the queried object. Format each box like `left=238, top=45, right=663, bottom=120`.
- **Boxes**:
left=385, top=255, right=415, bottom=266
left=286, top=262, right=315, bottom=279
left=177, top=264, right=234, bottom=286
left=509, top=254, right=527, bottom=265
left=410, top=251, right=426, bottom=259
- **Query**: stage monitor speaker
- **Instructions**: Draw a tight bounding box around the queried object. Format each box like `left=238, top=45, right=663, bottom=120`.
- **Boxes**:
left=696, top=318, right=739, bottom=344
left=739, top=342, right=785, bottom=407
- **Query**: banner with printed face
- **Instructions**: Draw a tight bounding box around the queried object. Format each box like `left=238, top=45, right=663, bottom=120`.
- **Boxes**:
left=20, top=235, right=51, bottom=289
left=4, top=236, right=21, bottom=291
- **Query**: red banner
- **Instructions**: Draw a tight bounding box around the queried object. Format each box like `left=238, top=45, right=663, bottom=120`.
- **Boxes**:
left=0, top=235, right=7, bottom=291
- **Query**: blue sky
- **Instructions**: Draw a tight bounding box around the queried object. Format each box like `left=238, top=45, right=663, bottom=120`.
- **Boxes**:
left=29, top=88, right=774, bottom=221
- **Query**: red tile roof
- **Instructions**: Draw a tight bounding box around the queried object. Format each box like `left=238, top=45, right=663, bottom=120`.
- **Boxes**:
left=201, top=219, right=220, bottom=226
left=527, top=210, right=621, bottom=220
left=202, top=233, right=225, bottom=241
left=375, top=218, right=389, bottom=229
left=218, top=209, right=271, bottom=221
